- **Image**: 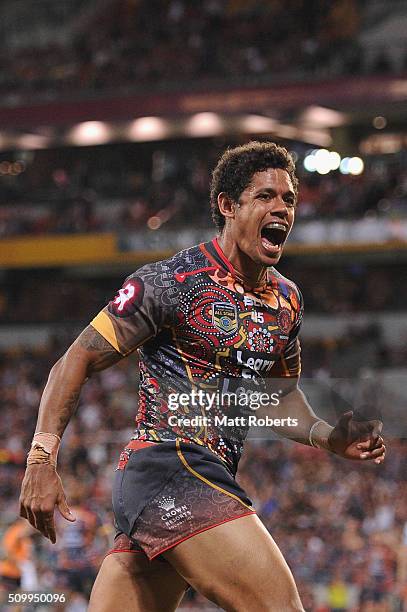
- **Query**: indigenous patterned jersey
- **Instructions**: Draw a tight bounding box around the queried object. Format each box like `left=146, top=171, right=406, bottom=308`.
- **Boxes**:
left=91, top=238, right=303, bottom=472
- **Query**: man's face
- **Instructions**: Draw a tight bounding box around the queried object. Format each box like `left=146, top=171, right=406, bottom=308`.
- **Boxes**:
left=225, top=168, right=296, bottom=266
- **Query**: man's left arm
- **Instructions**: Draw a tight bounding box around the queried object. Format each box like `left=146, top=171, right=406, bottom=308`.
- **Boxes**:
left=266, top=283, right=385, bottom=464
left=269, top=376, right=386, bottom=464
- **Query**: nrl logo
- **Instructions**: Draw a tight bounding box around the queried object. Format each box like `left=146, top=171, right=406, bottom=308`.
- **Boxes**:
left=212, top=302, right=238, bottom=334
left=158, top=496, right=176, bottom=511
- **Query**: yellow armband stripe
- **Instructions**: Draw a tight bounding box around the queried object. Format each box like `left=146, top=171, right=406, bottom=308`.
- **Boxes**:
left=90, top=311, right=122, bottom=354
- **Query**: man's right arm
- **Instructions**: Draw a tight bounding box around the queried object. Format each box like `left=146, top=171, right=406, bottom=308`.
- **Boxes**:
left=20, top=263, right=173, bottom=543
left=35, top=325, right=123, bottom=438
left=19, top=325, right=123, bottom=543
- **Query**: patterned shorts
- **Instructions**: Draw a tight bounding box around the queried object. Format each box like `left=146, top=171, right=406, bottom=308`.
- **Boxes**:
left=108, top=439, right=255, bottom=560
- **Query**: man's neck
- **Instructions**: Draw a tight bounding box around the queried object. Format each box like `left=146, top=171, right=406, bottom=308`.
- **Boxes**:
left=216, top=233, right=268, bottom=287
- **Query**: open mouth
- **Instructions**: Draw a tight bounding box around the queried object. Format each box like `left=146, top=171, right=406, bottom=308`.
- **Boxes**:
left=260, top=222, right=287, bottom=253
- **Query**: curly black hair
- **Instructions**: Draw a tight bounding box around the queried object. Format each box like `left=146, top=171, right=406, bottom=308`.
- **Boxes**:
left=210, top=141, right=298, bottom=231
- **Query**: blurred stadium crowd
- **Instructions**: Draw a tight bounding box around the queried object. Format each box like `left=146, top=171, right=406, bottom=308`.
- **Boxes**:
left=0, top=142, right=406, bottom=237
left=0, top=0, right=403, bottom=102
left=0, top=343, right=406, bottom=611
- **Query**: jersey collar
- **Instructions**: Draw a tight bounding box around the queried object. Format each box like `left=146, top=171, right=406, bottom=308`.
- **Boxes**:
left=202, top=238, right=270, bottom=293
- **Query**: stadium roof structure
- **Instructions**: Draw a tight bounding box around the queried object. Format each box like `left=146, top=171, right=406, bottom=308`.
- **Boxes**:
left=1, top=74, right=407, bottom=154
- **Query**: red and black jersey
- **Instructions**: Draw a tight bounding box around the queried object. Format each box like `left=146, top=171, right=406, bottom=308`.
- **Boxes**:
left=91, top=238, right=303, bottom=472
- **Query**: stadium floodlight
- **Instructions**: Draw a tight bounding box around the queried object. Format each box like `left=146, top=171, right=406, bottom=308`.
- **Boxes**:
left=304, top=149, right=341, bottom=174
left=329, top=151, right=341, bottom=170
left=303, top=154, right=316, bottom=172
left=240, top=114, right=276, bottom=133
left=300, top=105, right=347, bottom=127
left=348, top=157, right=364, bottom=175
left=15, top=134, right=51, bottom=150
left=339, top=157, right=350, bottom=174
left=129, top=117, right=169, bottom=141
left=186, top=113, right=224, bottom=137
left=314, top=149, right=332, bottom=174
left=68, top=121, right=112, bottom=146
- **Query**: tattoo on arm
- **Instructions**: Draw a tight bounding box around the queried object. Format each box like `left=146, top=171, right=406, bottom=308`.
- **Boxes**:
left=78, top=325, right=115, bottom=351
left=78, top=325, right=123, bottom=373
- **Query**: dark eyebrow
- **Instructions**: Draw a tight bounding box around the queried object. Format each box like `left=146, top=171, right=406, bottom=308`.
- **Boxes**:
left=255, top=187, right=295, bottom=198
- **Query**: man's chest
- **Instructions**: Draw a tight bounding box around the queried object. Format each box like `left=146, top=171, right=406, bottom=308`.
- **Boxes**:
left=172, top=278, right=297, bottom=376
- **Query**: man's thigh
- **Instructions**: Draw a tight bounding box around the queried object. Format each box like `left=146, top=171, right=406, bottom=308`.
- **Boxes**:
left=88, top=551, right=188, bottom=612
left=164, top=513, right=304, bottom=612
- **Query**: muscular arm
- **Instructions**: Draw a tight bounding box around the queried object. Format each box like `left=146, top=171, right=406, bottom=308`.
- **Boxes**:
left=264, top=378, right=385, bottom=462
left=36, top=325, right=122, bottom=437
left=20, top=325, right=123, bottom=543
left=267, top=378, right=332, bottom=449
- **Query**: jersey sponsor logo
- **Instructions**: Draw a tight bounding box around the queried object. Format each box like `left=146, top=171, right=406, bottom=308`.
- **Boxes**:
left=157, top=495, right=176, bottom=511
left=109, top=278, right=144, bottom=317
left=236, top=349, right=276, bottom=376
left=212, top=302, right=238, bottom=334
left=158, top=496, right=192, bottom=528
left=243, top=295, right=263, bottom=307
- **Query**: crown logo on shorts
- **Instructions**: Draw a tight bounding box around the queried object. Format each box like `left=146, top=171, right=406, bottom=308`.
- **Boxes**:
left=158, top=496, right=176, bottom=511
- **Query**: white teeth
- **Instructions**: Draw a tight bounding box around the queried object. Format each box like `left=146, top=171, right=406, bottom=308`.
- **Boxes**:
left=263, top=222, right=287, bottom=231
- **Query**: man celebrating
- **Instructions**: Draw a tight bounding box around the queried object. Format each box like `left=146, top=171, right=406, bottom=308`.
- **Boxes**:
left=20, top=141, right=385, bottom=611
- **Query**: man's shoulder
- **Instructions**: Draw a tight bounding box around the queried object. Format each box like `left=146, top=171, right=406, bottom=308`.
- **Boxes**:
left=268, top=267, right=302, bottom=302
left=119, top=243, right=211, bottom=311
left=127, top=242, right=210, bottom=281
left=165, top=242, right=209, bottom=269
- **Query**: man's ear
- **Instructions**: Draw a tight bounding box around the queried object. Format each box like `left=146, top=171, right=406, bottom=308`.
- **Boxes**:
left=217, top=192, right=237, bottom=222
